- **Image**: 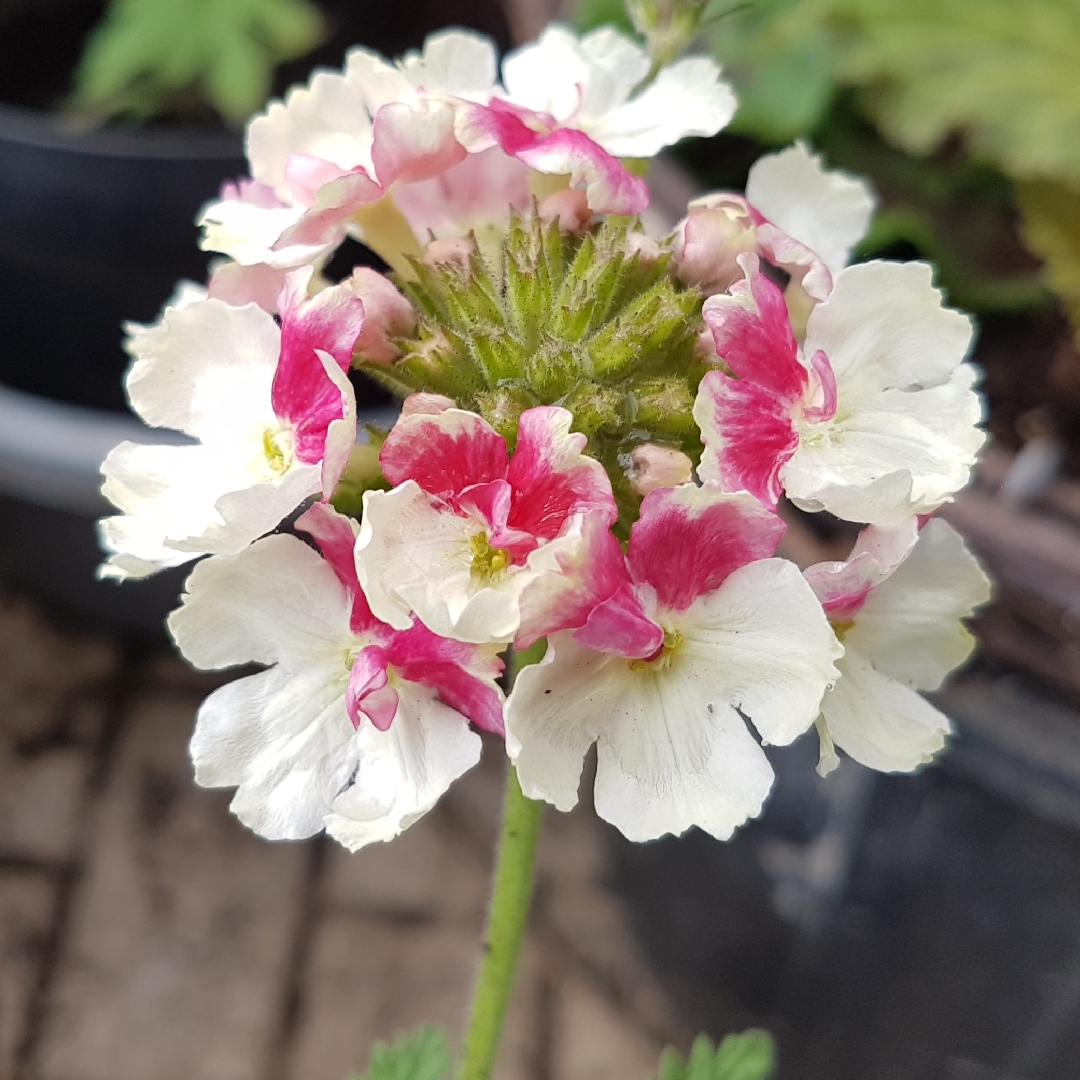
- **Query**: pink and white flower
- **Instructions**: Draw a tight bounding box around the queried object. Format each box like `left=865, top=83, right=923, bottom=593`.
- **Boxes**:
left=694, top=254, right=985, bottom=525
left=805, top=517, right=991, bottom=775
left=505, top=485, right=843, bottom=842
left=456, top=25, right=737, bottom=216
left=200, top=31, right=507, bottom=276
left=674, top=141, right=876, bottom=300
left=355, top=400, right=619, bottom=646
left=168, top=502, right=504, bottom=850
left=99, top=268, right=364, bottom=579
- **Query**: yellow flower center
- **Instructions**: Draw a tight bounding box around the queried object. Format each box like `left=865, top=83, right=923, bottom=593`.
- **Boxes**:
left=628, top=627, right=683, bottom=672
left=261, top=428, right=293, bottom=477
left=470, top=532, right=511, bottom=582
left=830, top=618, right=855, bottom=642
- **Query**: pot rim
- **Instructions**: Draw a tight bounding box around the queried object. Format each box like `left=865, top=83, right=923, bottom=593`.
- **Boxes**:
left=0, top=100, right=245, bottom=161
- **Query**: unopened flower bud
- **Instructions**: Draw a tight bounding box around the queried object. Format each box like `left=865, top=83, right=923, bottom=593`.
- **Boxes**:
left=674, top=195, right=758, bottom=296
left=346, top=268, right=418, bottom=363
left=624, top=231, right=663, bottom=263
left=424, top=236, right=476, bottom=268
left=627, top=444, right=694, bottom=495
left=538, top=189, right=593, bottom=235
left=402, top=392, right=457, bottom=416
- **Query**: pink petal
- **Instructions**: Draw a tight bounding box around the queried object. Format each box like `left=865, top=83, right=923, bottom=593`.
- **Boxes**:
left=695, top=369, right=800, bottom=506
left=284, top=153, right=351, bottom=205
left=755, top=221, right=833, bottom=302
left=516, top=128, right=649, bottom=216
left=702, top=253, right=806, bottom=401
left=346, top=268, right=417, bottom=364
left=803, top=348, right=838, bottom=424
left=371, top=101, right=467, bottom=188
left=674, top=195, right=758, bottom=295
left=295, top=502, right=379, bottom=633
left=379, top=408, right=508, bottom=500
left=388, top=623, right=506, bottom=735
left=273, top=169, right=384, bottom=254
left=573, top=582, right=663, bottom=660
left=515, top=513, right=630, bottom=648
left=271, top=267, right=365, bottom=463
left=628, top=486, right=786, bottom=613
left=345, top=645, right=394, bottom=729
left=455, top=99, right=545, bottom=156
left=506, top=406, right=617, bottom=541
left=207, top=262, right=288, bottom=313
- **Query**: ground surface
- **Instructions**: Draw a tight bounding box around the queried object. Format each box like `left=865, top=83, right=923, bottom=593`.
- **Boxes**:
left=0, top=595, right=684, bottom=1080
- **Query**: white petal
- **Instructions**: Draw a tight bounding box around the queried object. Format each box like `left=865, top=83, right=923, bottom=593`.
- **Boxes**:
left=325, top=683, right=482, bottom=850
left=356, top=482, right=524, bottom=643
left=501, top=25, right=592, bottom=119
left=505, top=632, right=774, bottom=841
left=400, top=30, right=499, bottom=98
left=576, top=27, right=651, bottom=119
left=191, top=664, right=357, bottom=840
left=346, top=47, right=417, bottom=112
left=123, top=299, right=280, bottom=438
left=746, top=141, right=876, bottom=276
left=820, top=648, right=951, bottom=773
left=676, top=558, right=844, bottom=746
left=847, top=517, right=991, bottom=691
left=805, top=261, right=975, bottom=399
left=167, top=533, right=353, bottom=670
left=198, top=197, right=314, bottom=268
left=247, top=71, right=374, bottom=198
left=588, top=57, right=737, bottom=158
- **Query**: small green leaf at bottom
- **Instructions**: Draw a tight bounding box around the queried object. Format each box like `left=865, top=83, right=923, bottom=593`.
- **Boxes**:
left=346, top=1025, right=452, bottom=1080
left=653, top=1030, right=777, bottom=1080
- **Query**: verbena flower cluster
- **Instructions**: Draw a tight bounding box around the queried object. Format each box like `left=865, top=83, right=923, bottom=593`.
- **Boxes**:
left=99, top=25, right=991, bottom=849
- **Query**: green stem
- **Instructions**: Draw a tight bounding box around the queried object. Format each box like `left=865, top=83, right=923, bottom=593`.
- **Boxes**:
left=458, top=765, right=544, bottom=1080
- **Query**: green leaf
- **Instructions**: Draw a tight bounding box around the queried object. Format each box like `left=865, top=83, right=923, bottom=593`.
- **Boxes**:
left=346, top=1026, right=452, bottom=1080
left=651, top=1030, right=777, bottom=1080
left=72, top=0, right=325, bottom=125
left=1018, top=179, right=1080, bottom=346
left=573, top=0, right=639, bottom=35
left=785, top=0, right=1080, bottom=183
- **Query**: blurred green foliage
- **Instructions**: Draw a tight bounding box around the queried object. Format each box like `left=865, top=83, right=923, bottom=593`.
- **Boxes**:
left=653, top=1030, right=778, bottom=1080
left=72, top=0, right=325, bottom=126
left=346, top=1026, right=452, bottom=1080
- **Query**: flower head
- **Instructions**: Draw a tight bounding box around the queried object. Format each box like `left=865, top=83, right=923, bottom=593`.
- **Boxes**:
left=505, top=485, right=843, bottom=841
left=99, top=268, right=364, bottom=579
left=168, top=502, right=504, bottom=850
left=805, top=517, right=991, bottom=775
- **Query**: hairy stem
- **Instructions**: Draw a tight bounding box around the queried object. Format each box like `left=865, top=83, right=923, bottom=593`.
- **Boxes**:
left=458, top=764, right=544, bottom=1080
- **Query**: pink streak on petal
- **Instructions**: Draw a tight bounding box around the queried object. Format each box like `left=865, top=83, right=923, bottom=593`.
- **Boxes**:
left=456, top=480, right=537, bottom=563
left=803, top=348, right=838, bottom=424
left=359, top=684, right=401, bottom=731
left=273, top=169, right=384, bottom=254
left=754, top=222, right=833, bottom=302
left=388, top=623, right=506, bottom=735
left=272, top=268, right=365, bottom=463
left=515, top=514, right=631, bottom=648
left=697, top=369, right=800, bottom=506
left=401, top=392, right=457, bottom=415
left=506, top=407, right=617, bottom=541
left=345, top=645, right=392, bottom=729
left=573, top=583, right=664, bottom=660
left=207, top=262, right=288, bottom=313
left=379, top=410, right=508, bottom=500
left=515, top=128, right=649, bottom=216
left=457, top=100, right=547, bottom=156
left=284, top=153, right=351, bottom=205
left=371, top=101, right=467, bottom=188
left=703, top=254, right=806, bottom=400
left=219, top=177, right=287, bottom=208
left=628, top=487, right=787, bottom=613
left=295, top=502, right=379, bottom=633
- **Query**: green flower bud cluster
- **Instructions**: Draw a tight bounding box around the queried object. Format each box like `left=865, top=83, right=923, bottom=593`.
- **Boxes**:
left=358, top=211, right=708, bottom=533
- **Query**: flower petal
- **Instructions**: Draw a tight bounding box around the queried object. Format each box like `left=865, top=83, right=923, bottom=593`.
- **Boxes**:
left=820, top=648, right=952, bottom=772
left=628, top=486, right=786, bottom=613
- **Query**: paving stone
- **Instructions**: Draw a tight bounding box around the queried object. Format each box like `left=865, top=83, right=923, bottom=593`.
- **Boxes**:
left=0, top=597, right=118, bottom=744
left=0, top=742, right=89, bottom=864
left=0, top=874, right=56, bottom=1080
left=325, top=805, right=490, bottom=924
left=551, top=977, right=664, bottom=1080
left=31, top=691, right=310, bottom=1080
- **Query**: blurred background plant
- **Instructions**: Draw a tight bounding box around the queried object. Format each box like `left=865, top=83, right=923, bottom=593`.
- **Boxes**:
left=71, top=0, right=326, bottom=125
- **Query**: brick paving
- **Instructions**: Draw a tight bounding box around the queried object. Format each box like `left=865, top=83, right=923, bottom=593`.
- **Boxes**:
left=0, top=594, right=680, bottom=1080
